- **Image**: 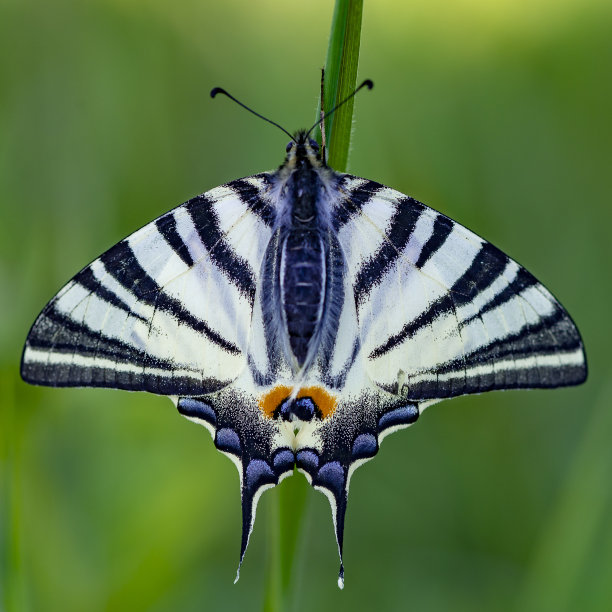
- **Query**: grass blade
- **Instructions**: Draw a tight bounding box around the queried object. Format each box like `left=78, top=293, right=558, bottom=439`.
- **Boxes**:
left=318, top=0, right=364, bottom=172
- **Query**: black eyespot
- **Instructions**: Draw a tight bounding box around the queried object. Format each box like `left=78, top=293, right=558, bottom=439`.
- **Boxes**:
left=309, top=138, right=320, bottom=152
left=286, top=141, right=294, bottom=153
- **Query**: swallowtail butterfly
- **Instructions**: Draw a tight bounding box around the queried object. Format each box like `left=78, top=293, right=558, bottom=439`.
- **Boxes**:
left=21, top=80, right=587, bottom=588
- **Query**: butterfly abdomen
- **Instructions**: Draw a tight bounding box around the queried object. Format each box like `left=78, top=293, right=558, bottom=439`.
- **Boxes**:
left=280, top=228, right=326, bottom=366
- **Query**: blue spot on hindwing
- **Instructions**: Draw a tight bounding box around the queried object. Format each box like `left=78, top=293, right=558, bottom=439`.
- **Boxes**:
left=378, top=404, right=419, bottom=431
left=351, top=433, right=378, bottom=459
left=272, top=449, right=295, bottom=476
left=177, top=398, right=217, bottom=426
left=296, top=449, right=319, bottom=476
left=215, top=428, right=242, bottom=455
left=245, top=459, right=275, bottom=489
left=316, top=461, right=345, bottom=496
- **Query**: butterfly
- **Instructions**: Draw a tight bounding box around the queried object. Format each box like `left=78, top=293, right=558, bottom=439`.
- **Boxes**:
left=21, top=80, right=587, bottom=588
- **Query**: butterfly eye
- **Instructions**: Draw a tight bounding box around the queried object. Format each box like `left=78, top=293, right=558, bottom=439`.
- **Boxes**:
left=286, top=141, right=294, bottom=153
left=309, top=138, right=320, bottom=152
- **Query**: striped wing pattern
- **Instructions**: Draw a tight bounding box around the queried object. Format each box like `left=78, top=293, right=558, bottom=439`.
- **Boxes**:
left=21, top=174, right=276, bottom=395
left=332, top=177, right=587, bottom=399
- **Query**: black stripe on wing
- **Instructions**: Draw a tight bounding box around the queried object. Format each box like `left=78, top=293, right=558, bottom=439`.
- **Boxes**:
left=370, top=242, right=511, bottom=359
left=353, top=197, right=425, bottom=305
left=404, top=352, right=585, bottom=401
left=185, top=195, right=256, bottom=302
left=21, top=306, right=228, bottom=393
left=100, top=240, right=240, bottom=355
left=459, top=266, right=535, bottom=327
left=414, top=214, right=454, bottom=269
left=155, top=214, right=195, bottom=267
left=28, top=306, right=154, bottom=366
left=73, top=267, right=148, bottom=323
left=332, top=178, right=382, bottom=231
left=230, top=176, right=276, bottom=228
left=458, top=308, right=582, bottom=380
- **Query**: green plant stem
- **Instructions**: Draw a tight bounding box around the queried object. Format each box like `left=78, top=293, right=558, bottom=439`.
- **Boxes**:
left=264, top=471, right=309, bottom=612
left=263, top=492, right=281, bottom=612
left=263, top=1, right=363, bottom=609
left=319, top=0, right=364, bottom=172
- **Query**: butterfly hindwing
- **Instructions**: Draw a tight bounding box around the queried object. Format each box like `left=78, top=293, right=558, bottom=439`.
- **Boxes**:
left=21, top=174, right=277, bottom=395
left=293, top=387, right=422, bottom=588
left=176, top=381, right=294, bottom=583
left=333, top=177, right=587, bottom=399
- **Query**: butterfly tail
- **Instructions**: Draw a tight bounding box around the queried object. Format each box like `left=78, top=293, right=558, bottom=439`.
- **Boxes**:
left=309, top=460, right=348, bottom=589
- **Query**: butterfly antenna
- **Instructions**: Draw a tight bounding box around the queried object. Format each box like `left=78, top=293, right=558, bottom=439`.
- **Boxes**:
left=306, top=78, right=374, bottom=138
left=211, top=87, right=295, bottom=141
left=319, top=68, right=327, bottom=165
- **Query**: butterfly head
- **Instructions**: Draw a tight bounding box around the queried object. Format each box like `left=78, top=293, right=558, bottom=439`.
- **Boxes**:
left=284, top=131, right=322, bottom=167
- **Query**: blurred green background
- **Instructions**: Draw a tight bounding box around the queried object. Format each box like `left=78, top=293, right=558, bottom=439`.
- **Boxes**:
left=2, top=0, right=611, bottom=610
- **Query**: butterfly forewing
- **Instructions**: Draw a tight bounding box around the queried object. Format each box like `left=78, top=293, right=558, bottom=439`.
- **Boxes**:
left=21, top=174, right=277, bottom=394
left=333, top=178, right=586, bottom=399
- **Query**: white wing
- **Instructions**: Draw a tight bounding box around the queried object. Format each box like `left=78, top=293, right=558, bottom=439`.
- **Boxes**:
left=21, top=174, right=277, bottom=395
left=332, top=177, right=587, bottom=399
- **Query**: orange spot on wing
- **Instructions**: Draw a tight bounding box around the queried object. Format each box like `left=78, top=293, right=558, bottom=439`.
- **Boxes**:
left=259, top=385, right=292, bottom=419
left=258, top=385, right=337, bottom=420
